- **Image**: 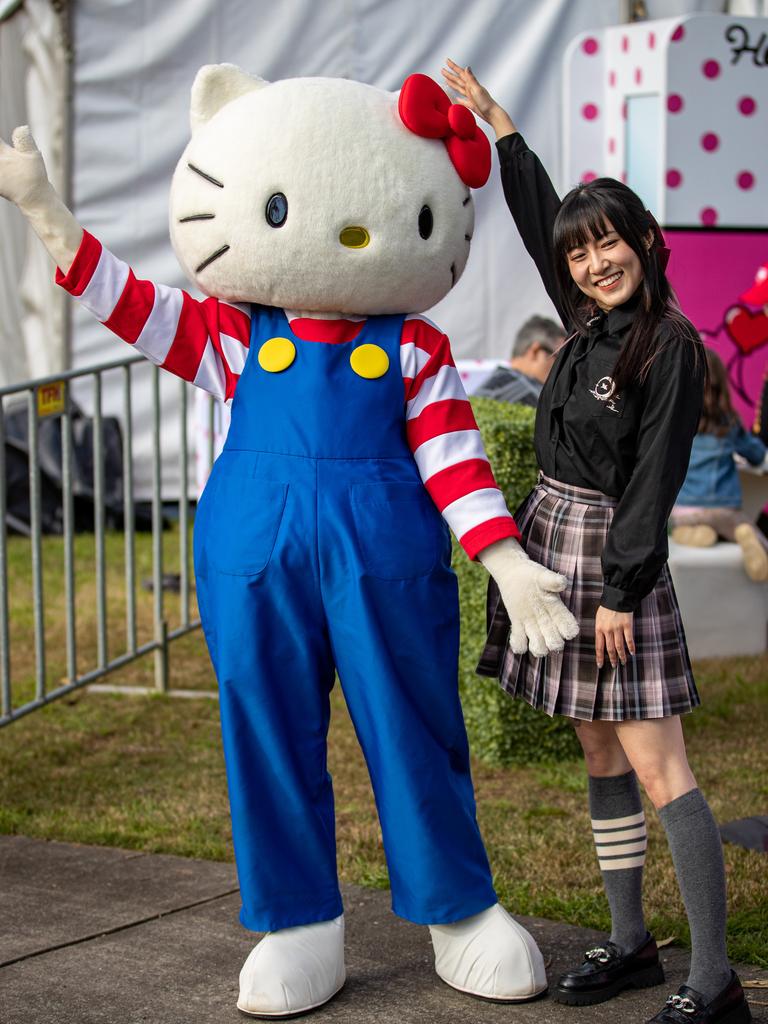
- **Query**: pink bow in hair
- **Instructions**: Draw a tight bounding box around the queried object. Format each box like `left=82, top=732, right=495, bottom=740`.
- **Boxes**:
left=398, top=74, right=491, bottom=189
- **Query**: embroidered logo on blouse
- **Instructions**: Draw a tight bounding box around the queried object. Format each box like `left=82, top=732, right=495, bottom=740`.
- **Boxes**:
left=589, top=375, right=621, bottom=413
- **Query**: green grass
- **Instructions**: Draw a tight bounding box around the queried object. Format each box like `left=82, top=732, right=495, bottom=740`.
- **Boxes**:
left=2, top=524, right=214, bottom=710
left=0, top=531, right=766, bottom=967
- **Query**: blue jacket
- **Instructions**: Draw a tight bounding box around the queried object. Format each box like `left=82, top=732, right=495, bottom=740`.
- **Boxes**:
left=676, top=422, right=766, bottom=508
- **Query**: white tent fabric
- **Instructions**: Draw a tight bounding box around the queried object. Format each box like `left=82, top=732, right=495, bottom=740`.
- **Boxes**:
left=3, top=0, right=727, bottom=497
left=69, top=0, right=630, bottom=498
left=0, top=0, right=66, bottom=386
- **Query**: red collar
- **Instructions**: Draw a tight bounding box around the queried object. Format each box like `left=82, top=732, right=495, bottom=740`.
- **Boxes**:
left=287, top=314, right=366, bottom=344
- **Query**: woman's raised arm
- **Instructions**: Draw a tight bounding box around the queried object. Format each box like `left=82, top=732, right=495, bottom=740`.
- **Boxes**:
left=441, top=61, right=568, bottom=326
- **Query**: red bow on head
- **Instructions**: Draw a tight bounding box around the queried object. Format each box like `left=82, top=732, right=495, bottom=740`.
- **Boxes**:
left=398, top=74, right=491, bottom=189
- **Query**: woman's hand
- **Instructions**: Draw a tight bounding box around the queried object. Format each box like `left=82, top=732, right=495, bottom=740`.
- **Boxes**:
left=595, top=606, right=635, bottom=668
left=440, top=59, right=517, bottom=139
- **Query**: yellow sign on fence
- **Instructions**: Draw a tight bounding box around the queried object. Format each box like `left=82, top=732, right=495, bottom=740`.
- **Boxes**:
left=36, top=381, right=66, bottom=418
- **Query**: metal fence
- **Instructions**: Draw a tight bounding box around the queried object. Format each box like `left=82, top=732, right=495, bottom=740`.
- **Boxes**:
left=0, top=354, right=215, bottom=727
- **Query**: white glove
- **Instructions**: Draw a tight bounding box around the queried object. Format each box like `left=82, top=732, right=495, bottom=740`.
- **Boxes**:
left=0, top=126, right=82, bottom=272
left=478, top=536, right=579, bottom=658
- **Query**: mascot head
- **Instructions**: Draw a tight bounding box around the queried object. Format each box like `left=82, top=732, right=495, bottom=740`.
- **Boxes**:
left=169, top=65, right=490, bottom=314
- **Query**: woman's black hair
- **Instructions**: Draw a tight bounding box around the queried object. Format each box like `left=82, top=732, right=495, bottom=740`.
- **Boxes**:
left=552, top=177, right=702, bottom=392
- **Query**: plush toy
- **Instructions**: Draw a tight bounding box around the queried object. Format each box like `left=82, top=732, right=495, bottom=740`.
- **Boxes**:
left=0, top=66, right=578, bottom=1017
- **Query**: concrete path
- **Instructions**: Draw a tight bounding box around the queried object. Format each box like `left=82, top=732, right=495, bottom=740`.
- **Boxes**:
left=1, top=835, right=766, bottom=1023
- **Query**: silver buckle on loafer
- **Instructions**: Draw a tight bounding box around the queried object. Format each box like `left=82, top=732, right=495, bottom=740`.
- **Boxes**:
left=666, top=994, right=697, bottom=1013
left=585, top=947, right=611, bottom=964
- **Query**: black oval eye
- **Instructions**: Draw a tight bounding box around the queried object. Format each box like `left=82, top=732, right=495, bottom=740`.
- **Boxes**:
left=265, top=193, right=288, bottom=228
left=418, top=205, right=433, bottom=240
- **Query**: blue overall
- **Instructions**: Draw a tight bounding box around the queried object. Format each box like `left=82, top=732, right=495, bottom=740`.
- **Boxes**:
left=193, top=306, right=496, bottom=932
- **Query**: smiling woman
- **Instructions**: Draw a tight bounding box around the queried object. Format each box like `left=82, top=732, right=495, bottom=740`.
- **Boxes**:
left=550, top=177, right=692, bottom=397
left=442, top=58, right=753, bottom=1024
left=563, top=224, right=646, bottom=309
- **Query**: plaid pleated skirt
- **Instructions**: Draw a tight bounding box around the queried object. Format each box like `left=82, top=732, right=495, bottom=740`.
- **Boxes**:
left=477, top=474, right=700, bottom=721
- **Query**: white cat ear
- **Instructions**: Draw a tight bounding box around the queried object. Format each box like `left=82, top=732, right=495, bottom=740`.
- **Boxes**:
left=190, top=63, right=269, bottom=133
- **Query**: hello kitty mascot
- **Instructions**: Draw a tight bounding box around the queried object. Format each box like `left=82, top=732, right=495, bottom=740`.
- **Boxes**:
left=0, top=66, right=578, bottom=1016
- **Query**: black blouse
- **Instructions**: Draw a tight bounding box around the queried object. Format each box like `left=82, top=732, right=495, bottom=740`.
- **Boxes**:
left=497, top=132, right=704, bottom=612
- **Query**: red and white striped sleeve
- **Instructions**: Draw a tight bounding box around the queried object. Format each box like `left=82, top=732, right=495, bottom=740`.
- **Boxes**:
left=400, top=314, right=521, bottom=559
left=55, top=231, right=250, bottom=404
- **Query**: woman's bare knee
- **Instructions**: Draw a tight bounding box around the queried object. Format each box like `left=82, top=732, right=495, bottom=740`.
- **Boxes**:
left=634, top=762, right=697, bottom=809
left=572, top=719, right=632, bottom=777
left=615, top=718, right=697, bottom=807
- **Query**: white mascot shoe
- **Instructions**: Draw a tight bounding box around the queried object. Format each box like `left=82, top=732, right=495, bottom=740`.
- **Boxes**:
left=237, top=915, right=345, bottom=1017
left=429, top=903, right=547, bottom=1002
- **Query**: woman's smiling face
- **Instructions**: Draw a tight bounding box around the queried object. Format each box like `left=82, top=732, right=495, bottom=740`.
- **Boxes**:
left=566, top=219, right=650, bottom=312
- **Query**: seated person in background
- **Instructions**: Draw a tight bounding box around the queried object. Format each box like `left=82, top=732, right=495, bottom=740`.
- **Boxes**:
left=671, top=347, right=768, bottom=581
left=473, top=314, right=565, bottom=407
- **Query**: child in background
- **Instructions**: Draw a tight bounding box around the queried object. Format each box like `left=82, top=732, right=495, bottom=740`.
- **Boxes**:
left=671, top=348, right=768, bottom=581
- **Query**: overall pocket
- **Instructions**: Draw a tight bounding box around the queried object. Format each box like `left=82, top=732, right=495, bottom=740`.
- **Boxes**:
left=350, top=481, right=443, bottom=580
left=204, top=474, right=288, bottom=576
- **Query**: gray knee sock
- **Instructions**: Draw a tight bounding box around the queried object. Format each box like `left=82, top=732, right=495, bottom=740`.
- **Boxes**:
left=589, top=771, right=648, bottom=953
left=658, top=788, right=731, bottom=1002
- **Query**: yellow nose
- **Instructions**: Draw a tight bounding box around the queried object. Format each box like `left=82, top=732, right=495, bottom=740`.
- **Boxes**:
left=339, top=226, right=370, bottom=248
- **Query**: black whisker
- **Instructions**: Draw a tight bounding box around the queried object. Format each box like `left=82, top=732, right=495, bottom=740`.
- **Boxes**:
left=195, top=244, right=230, bottom=273
left=462, top=195, right=470, bottom=206
left=187, top=162, right=224, bottom=188
left=450, top=262, right=456, bottom=285
left=179, top=213, right=216, bottom=223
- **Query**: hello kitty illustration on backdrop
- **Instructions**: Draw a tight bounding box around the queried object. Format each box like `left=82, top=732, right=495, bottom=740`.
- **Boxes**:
left=718, top=261, right=768, bottom=418
left=0, top=66, right=578, bottom=1016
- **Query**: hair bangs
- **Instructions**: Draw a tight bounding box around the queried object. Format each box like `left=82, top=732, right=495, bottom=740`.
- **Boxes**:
left=554, top=188, right=613, bottom=254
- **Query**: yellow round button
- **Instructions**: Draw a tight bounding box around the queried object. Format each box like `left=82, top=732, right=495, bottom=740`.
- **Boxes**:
left=258, top=337, right=296, bottom=373
left=350, top=344, right=389, bottom=380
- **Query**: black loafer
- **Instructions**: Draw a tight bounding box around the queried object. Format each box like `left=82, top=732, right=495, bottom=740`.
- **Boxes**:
left=647, top=972, right=752, bottom=1023
left=553, top=932, right=665, bottom=1006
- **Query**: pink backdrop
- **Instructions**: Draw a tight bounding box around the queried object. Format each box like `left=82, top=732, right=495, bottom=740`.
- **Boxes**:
left=666, top=230, right=768, bottom=429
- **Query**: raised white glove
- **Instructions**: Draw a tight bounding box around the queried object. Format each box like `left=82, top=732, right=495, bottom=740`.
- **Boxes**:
left=0, top=126, right=82, bottom=272
left=478, top=536, right=579, bottom=658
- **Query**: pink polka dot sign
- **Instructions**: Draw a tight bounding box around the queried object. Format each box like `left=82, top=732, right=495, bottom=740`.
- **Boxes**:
left=564, top=31, right=606, bottom=201
left=563, top=14, right=768, bottom=231
left=559, top=15, right=768, bottom=436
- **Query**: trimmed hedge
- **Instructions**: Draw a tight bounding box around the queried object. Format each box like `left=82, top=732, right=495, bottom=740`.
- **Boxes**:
left=453, top=397, right=580, bottom=765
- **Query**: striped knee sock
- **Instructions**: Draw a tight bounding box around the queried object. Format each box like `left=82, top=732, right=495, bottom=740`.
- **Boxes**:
left=589, top=771, right=648, bottom=953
